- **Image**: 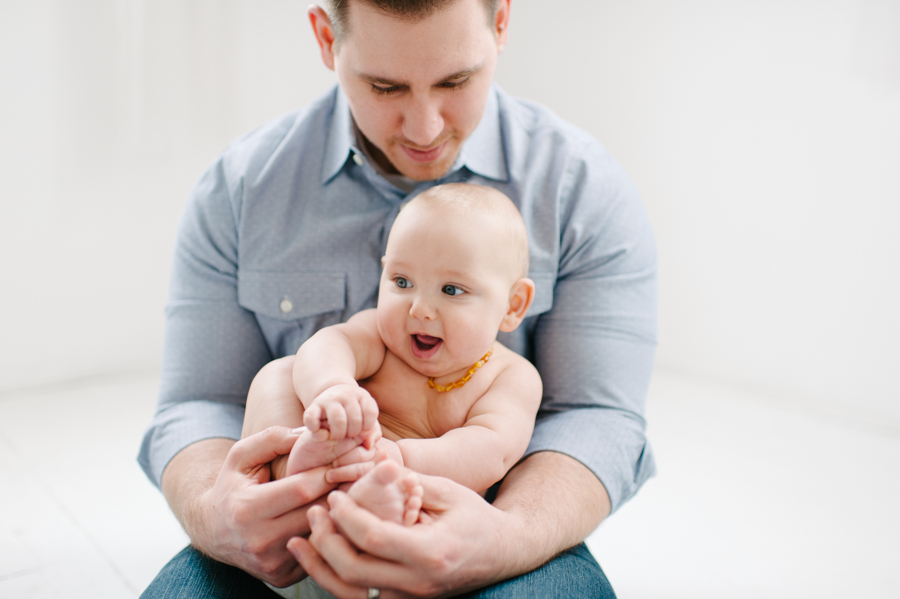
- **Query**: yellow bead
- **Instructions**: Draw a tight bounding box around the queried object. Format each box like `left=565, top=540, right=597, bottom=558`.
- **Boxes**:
left=427, top=347, right=493, bottom=393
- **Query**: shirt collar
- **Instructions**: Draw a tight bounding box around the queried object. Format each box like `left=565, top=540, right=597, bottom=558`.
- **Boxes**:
left=321, top=87, right=356, bottom=184
left=321, top=84, right=508, bottom=185
left=455, top=85, right=508, bottom=182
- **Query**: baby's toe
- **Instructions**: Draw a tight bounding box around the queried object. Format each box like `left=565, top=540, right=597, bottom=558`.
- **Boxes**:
left=403, top=494, right=422, bottom=526
left=370, top=459, right=403, bottom=485
left=397, top=471, right=420, bottom=494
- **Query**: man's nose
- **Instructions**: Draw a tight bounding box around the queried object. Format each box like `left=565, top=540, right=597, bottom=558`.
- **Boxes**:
left=402, top=95, right=444, bottom=147
left=409, top=294, right=437, bottom=320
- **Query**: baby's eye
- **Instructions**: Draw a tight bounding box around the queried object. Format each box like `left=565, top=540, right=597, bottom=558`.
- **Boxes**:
left=394, top=277, right=412, bottom=289
left=442, top=284, right=465, bottom=296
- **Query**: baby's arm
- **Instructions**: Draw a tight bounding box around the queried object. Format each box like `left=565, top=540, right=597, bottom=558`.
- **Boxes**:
left=293, top=309, right=385, bottom=440
left=243, top=310, right=385, bottom=437
left=241, top=310, right=388, bottom=480
left=396, top=355, right=543, bottom=493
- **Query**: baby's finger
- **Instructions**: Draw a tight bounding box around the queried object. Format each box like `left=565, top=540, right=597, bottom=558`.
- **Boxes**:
left=360, top=424, right=381, bottom=450
left=310, top=427, right=331, bottom=442
left=341, top=396, right=363, bottom=439
left=325, top=461, right=375, bottom=484
left=303, top=405, right=323, bottom=432
left=360, top=392, right=379, bottom=433
left=324, top=402, right=348, bottom=439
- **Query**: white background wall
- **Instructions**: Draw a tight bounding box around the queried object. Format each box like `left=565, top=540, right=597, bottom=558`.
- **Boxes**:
left=2, top=1, right=898, bottom=428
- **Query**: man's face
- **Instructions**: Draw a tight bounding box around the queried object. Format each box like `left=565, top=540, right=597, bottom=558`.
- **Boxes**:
left=330, top=0, right=504, bottom=181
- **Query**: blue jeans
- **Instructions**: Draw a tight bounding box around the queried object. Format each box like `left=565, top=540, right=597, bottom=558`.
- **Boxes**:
left=141, top=543, right=615, bottom=598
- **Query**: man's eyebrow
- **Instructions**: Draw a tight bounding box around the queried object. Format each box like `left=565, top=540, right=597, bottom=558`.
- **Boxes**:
left=436, top=65, right=482, bottom=83
left=358, top=73, right=406, bottom=86
left=356, top=64, right=483, bottom=87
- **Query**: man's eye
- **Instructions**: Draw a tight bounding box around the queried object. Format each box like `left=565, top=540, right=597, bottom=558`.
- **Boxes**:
left=372, top=84, right=400, bottom=96
left=395, top=277, right=411, bottom=289
left=442, top=284, right=464, bottom=296
left=441, top=77, right=470, bottom=90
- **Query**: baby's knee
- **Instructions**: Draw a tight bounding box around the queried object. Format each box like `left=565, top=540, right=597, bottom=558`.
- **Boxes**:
left=260, top=355, right=295, bottom=379
left=249, top=356, right=294, bottom=391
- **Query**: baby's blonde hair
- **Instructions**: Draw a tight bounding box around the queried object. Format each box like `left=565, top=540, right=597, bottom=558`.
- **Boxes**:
left=401, top=183, right=530, bottom=280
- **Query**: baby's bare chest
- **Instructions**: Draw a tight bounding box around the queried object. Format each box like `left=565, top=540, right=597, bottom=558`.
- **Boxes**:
left=360, top=351, right=490, bottom=440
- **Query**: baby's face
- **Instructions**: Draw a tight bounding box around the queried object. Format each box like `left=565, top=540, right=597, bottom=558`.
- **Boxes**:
left=377, top=203, right=519, bottom=380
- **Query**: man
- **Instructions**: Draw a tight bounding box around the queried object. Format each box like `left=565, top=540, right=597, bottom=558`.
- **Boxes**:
left=139, top=0, right=657, bottom=597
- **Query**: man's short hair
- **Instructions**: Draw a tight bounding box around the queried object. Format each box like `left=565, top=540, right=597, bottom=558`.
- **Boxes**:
left=324, top=0, right=500, bottom=43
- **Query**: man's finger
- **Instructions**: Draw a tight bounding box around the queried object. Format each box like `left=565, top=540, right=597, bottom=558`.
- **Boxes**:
left=326, top=461, right=374, bottom=484
left=287, top=536, right=370, bottom=599
left=332, top=445, right=377, bottom=468
left=324, top=492, right=424, bottom=563
left=254, top=465, right=336, bottom=516
left=414, top=472, right=460, bottom=512
left=309, top=502, right=422, bottom=592
left=268, top=493, right=330, bottom=539
left=227, top=426, right=302, bottom=473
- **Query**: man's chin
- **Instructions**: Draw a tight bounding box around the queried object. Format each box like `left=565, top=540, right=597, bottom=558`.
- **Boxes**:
left=392, top=154, right=458, bottom=182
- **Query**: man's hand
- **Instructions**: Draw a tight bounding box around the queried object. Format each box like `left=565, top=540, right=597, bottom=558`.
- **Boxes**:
left=304, top=383, right=379, bottom=441
left=285, top=451, right=611, bottom=598
left=161, top=427, right=338, bottom=587
left=326, top=436, right=403, bottom=484
left=287, top=474, right=510, bottom=598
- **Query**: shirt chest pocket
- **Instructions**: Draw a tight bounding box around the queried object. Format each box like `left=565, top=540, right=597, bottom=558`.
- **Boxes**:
left=237, top=270, right=347, bottom=356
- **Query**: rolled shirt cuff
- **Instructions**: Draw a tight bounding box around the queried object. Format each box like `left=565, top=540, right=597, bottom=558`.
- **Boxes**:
left=525, top=407, right=656, bottom=513
left=138, top=400, right=245, bottom=489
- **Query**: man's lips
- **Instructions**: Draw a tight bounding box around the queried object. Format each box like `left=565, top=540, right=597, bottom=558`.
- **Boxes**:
left=411, top=334, right=443, bottom=359
left=400, top=140, right=448, bottom=163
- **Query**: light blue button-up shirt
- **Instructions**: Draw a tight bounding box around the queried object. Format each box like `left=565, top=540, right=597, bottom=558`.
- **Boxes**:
left=139, top=84, right=657, bottom=512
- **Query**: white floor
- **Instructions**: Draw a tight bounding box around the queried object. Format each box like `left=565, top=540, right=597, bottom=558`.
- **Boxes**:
left=1, top=370, right=897, bottom=598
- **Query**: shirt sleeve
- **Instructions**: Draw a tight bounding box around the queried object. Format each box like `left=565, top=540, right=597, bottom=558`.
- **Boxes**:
left=138, top=156, right=273, bottom=489
left=524, top=140, right=658, bottom=514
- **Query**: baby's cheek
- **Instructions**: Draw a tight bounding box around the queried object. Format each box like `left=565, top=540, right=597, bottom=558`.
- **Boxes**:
left=378, top=312, right=407, bottom=354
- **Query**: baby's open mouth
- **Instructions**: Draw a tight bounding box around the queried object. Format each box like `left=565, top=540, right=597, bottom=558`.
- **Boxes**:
left=411, top=334, right=443, bottom=359
left=414, top=334, right=442, bottom=351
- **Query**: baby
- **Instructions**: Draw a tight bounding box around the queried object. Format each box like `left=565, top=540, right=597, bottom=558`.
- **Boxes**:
left=242, top=182, right=542, bottom=531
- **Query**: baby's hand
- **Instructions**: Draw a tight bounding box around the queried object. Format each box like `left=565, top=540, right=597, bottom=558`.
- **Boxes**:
left=303, top=383, right=379, bottom=441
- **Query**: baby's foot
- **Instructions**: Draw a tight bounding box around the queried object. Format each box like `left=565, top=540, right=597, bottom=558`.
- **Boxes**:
left=348, top=460, right=423, bottom=526
left=283, top=427, right=363, bottom=477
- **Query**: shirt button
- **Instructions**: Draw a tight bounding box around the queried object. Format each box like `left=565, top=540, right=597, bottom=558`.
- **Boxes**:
left=352, top=153, right=364, bottom=166
left=280, top=297, right=294, bottom=313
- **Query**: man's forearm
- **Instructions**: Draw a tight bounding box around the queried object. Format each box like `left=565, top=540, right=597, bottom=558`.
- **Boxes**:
left=492, top=450, right=611, bottom=575
left=158, top=428, right=327, bottom=586
left=161, top=437, right=234, bottom=549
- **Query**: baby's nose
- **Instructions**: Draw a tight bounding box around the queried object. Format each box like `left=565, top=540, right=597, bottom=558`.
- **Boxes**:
left=409, top=296, right=437, bottom=320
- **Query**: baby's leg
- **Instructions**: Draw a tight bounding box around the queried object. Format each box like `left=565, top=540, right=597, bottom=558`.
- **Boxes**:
left=242, top=356, right=304, bottom=439
left=348, top=460, right=423, bottom=526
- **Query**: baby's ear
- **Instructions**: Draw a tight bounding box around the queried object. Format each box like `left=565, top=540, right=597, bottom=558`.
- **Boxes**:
left=499, top=278, right=536, bottom=332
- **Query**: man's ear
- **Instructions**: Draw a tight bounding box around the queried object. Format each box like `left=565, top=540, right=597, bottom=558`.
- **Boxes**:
left=308, top=5, right=337, bottom=70
left=499, top=277, right=535, bottom=333
left=495, top=0, right=511, bottom=53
